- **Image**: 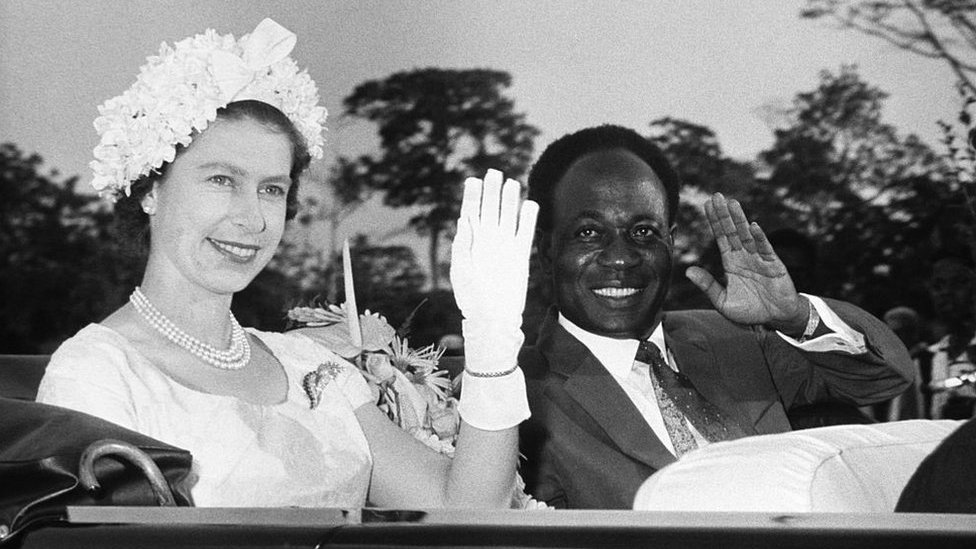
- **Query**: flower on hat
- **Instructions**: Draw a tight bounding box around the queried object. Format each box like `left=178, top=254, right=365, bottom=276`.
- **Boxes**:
left=90, top=18, right=327, bottom=201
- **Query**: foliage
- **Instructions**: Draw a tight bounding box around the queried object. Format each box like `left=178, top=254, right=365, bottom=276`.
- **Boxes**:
left=940, top=84, right=976, bottom=190
left=758, top=66, right=948, bottom=314
left=341, top=68, right=540, bottom=288
left=342, top=235, right=428, bottom=323
left=648, top=117, right=759, bottom=262
left=303, top=159, right=375, bottom=262
left=0, top=143, right=140, bottom=352
left=270, top=229, right=450, bottom=344
left=646, top=69, right=951, bottom=316
left=800, top=1, right=976, bottom=314
left=802, top=0, right=976, bottom=93
left=232, top=267, right=302, bottom=332
left=643, top=118, right=760, bottom=310
left=934, top=83, right=976, bottom=263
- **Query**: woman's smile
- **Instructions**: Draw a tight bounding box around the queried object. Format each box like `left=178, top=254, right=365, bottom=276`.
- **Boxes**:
left=207, top=237, right=260, bottom=263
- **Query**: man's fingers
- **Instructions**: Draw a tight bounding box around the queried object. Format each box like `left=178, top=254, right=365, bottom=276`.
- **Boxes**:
left=711, top=194, right=742, bottom=251
left=750, top=222, right=778, bottom=260
left=685, top=266, right=724, bottom=306
left=705, top=197, right=730, bottom=254
left=728, top=199, right=755, bottom=253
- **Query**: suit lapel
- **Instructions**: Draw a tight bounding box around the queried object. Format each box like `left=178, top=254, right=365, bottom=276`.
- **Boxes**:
left=537, top=313, right=677, bottom=470
left=663, top=314, right=757, bottom=437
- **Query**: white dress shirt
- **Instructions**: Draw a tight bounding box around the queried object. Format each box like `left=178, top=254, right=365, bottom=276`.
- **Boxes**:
left=558, top=294, right=867, bottom=457
left=928, top=333, right=976, bottom=419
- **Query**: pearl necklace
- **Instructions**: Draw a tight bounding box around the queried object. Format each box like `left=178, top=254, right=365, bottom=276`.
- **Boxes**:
left=129, top=287, right=251, bottom=370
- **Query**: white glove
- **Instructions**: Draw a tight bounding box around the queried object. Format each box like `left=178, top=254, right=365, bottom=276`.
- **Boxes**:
left=450, top=169, right=538, bottom=431
left=450, top=169, right=538, bottom=375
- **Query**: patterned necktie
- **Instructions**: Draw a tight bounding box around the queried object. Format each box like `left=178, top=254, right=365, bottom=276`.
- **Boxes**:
left=635, top=341, right=739, bottom=457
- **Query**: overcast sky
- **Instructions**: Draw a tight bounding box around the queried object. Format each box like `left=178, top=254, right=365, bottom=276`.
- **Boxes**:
left=0, top=0, right=962, bottom=265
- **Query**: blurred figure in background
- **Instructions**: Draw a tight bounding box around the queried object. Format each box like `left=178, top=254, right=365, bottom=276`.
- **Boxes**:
left=926, top=253, right=976, bottom=419
left=879, top=306, right=931, bottom=420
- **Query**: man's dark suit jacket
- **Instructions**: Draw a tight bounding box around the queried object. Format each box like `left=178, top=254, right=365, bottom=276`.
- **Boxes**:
left=518, top=300, right=914, bottom=509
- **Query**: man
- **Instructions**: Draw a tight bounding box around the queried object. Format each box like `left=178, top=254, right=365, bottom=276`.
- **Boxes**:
left=926, top=253, right=976, bottom=419
left=878, top=306, right=930, bottom=421
left=518, top=124, right=914, bottom=509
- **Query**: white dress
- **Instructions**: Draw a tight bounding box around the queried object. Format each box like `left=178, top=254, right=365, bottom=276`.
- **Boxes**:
left=36, top=324, right=374, bottom=508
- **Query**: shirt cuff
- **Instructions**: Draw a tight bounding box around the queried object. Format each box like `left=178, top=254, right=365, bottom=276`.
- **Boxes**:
left=457, top=367, right=530, bottom=431
left=776, top=294, right=867, bottom=355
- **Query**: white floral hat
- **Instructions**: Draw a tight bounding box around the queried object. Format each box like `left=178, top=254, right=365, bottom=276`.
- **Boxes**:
left=90, top=18, right=327, bottom=201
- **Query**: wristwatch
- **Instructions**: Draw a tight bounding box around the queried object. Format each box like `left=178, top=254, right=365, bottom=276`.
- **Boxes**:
left=797, top=298, right=820, bottom=342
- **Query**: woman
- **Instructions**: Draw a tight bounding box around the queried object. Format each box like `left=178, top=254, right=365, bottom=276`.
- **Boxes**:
left=36, top=19, right=537, bottom=509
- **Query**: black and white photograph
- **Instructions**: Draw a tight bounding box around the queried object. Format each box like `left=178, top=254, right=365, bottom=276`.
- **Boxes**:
left=1, top=1, right=974, bottom=547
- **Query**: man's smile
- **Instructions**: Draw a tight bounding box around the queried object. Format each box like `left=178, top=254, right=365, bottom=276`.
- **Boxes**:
left=592, top=287, right=642, bottom=298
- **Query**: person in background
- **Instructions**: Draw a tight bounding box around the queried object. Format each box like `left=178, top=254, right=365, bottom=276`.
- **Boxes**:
left=879, top=306, right=931, bottom=420
left=926, top=253, right=976, bottom=419
left=517, top=124, right=914, bottom=509
left=36, top=19, right=538, bottom=509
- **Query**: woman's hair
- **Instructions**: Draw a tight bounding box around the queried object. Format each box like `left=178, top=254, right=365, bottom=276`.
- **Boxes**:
left=114, top=100, right=311, bottom=256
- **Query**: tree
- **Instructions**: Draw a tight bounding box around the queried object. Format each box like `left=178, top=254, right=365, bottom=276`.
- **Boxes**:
left=268, top=160, right=377, bottom=305
left=803, top=2, right=976, bottom=314
left=344, top=235, right=427, bottom=322
left=309, top=158, right=377, bottom=263
left=759, top=67, right=948, bottom=314
left=801, top=0, right=976, bottom=93
left=0, top=143, right=140, bottom=352
left=342, top=68, right=539, bottom=288
left=643, top=118, right=763, bottom=309
left=647, top=117, right=759, bottom=261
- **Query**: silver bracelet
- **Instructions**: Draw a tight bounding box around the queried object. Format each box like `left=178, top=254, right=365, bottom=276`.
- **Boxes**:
left=464, top=364, right=519, bottom=378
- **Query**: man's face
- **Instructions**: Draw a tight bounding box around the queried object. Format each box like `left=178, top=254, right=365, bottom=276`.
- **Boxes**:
left=928, top=258, right=976, bottom=324
left=542, top=148, right=673, bottom=340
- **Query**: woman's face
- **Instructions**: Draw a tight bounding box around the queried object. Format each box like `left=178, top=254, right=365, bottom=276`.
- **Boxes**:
left=142, top=117, right=293, bottom=295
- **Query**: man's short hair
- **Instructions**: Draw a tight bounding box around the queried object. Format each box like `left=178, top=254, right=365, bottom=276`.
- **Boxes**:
left=527, top=124, right=682, bottom=232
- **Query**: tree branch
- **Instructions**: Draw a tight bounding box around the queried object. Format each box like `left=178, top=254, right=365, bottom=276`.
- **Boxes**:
left=948, top=14, right=976, bottom=51
left=903, top=1, right=976, bottom=93
left=814, top=1, right=976, bottom=93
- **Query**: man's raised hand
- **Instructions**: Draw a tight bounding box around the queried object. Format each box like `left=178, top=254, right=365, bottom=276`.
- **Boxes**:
left=685, top=193, right=808, bottom=333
